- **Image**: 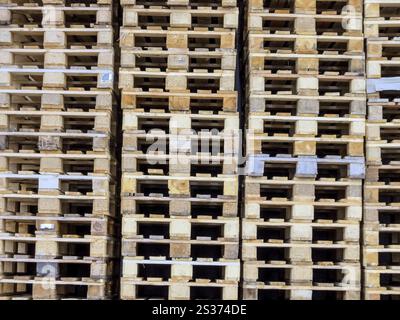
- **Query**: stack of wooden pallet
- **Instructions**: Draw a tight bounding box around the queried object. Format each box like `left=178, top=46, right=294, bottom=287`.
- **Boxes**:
left=243, top=0, right=366, bottom=300
left=119, top=0, right=240, bottom=300
left=364, top=0, right=400, bottom=300
left=0, top=0, right=118, bottom=299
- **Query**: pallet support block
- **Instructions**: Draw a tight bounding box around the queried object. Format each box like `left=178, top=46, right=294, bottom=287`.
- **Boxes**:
left=170, top=219, right=190, bottom=239
left=293, top=184, right=314, bottom=201
left=289, top=247, right=312, bottom=263
left=169, top=283, right=190, bottom=299
left=44, top=30, right=66, bottom=49
left=289, top=290, right=312, bottom=300
left=90, top=237, right=110, bottom=258
left=166, top=74, right=187, bottom=91
left=243, top=287, right=257, bottom=300
left=294, top=17, right=316, bottom=35
left=171, top=264, right=192, bottom=280
left=88, top=284, right=107, bottom=300
left=170, top=12, right=191, bottom=28
left=295, top=0, right=316, bottom=14
left=295, top=37, right=317, bottom=54
left=35, top=237, right=59, bottom=257
left=170, top=243, right=191, bottom=258
left=44, top=52, right=67, bottom=68
left=168, top=54, right=189, bottom=70
left=167, top=34, right=188, bottom=49
left=32, top=283, right=57, bottom=299
left=291, top=266, right=313, bottom=284
left=170, top=199, right=190, bottom=216
left=290, top=224, right=312, bottom=242
left=297, top=99, right=319, bottom=115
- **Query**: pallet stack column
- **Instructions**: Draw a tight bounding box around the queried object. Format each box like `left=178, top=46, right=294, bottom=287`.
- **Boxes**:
left=118, top=0, right=240, bottom=300
left=0, top=0, right=118, bottom=299
left=364, top=0, right=400, bottom=300
left=243, top=0, right=365, bottom=300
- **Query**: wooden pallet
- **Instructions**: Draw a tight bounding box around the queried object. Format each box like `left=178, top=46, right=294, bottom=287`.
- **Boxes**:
left=247, top=92, right=366, bottom=115
left=248, top=72, right=365, bottom=97
left=122, top=7, right=238, bottom=30
left=242, top=219, right=360, bottom=243
left=119, top=69, right=234, bottom=93
left=0, top=67, right=114, bottom=90
left=368, top=99, right=400, bottom=123
left=245, top=198, right=362, bottom=222
left=121, top=257, right=239, bottom=299
left=1, top=133, right=111, bottom=154
left=123, top=111, right=239, bottom=135
left=1, top=48, right=114, bottom=70
left=120, top=0, right=237, bottom=7
left=0, top=89, right=114, bottom=111
left=0, top=0, right=113, bottom=7
left=245, top=176, right=362, bottom=199
left=242, top=283, right=360, bottom=300
left=363, top=242, right=400, bottom=269
left=248, top=33, right=364, bottom=56
left=121, top=195, right=238, bottom=218
left=120, top=28, right=236, bottom=50
left=122, top=238, right=238, bottom=259
left=366, top=139, right=400, bottom=165
left=0, top=235, right=115, bottom=258
left=247, top=113, right=364, bottom=156
left=122, top=153, right=238, bottom=176
left=242, top=241, right=360, bottom=264
left=247, top=0, right=363, bottom=14
left=121, top=48, right=236, bottom=72
left=0, top=256, right=115, bottom=280
left=122, top=257, right=240, bottom=281
left=363, top=224, right=400, bottom=257
left=0, top=214, right=116, bottom=237
left=122, top=215, right=239, bottom=240
left=0, top=277, right=112, bottom=300
left=121, top=90, right=237, bottom=113
left=247, top=114, right=365, bottom=137
left=247, top=12, right=362, bottom=36
left=366, top=39, right=400, bottom=62
left=0, top=193, right=114, bottom=220
left=0, top=5, right=113, bottom=27
left=367, top=121, right=400, bottom=150
left=247, top=134, right=364, bottom=156
left=1, top=109, right=113, bottom=135
left=0, top=170, right=113, bottom=189
left=247, top=154, right=365, bottom=179
left=248, top=52, right=365, bottom=76
left=245, top=177, right=362, bottom=223
left=0, top=27, right=113, bottom=49
left=243, top=261, right=360, bottom=285
left=122, top=173, right=238, bottom=198
left=120, top=278, right=238, bottom=299
left=0, top=152, right=114, bottom=176
left=367, top=59, right=400, bottom=79
left=365, top=164, right=400, bottom=184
